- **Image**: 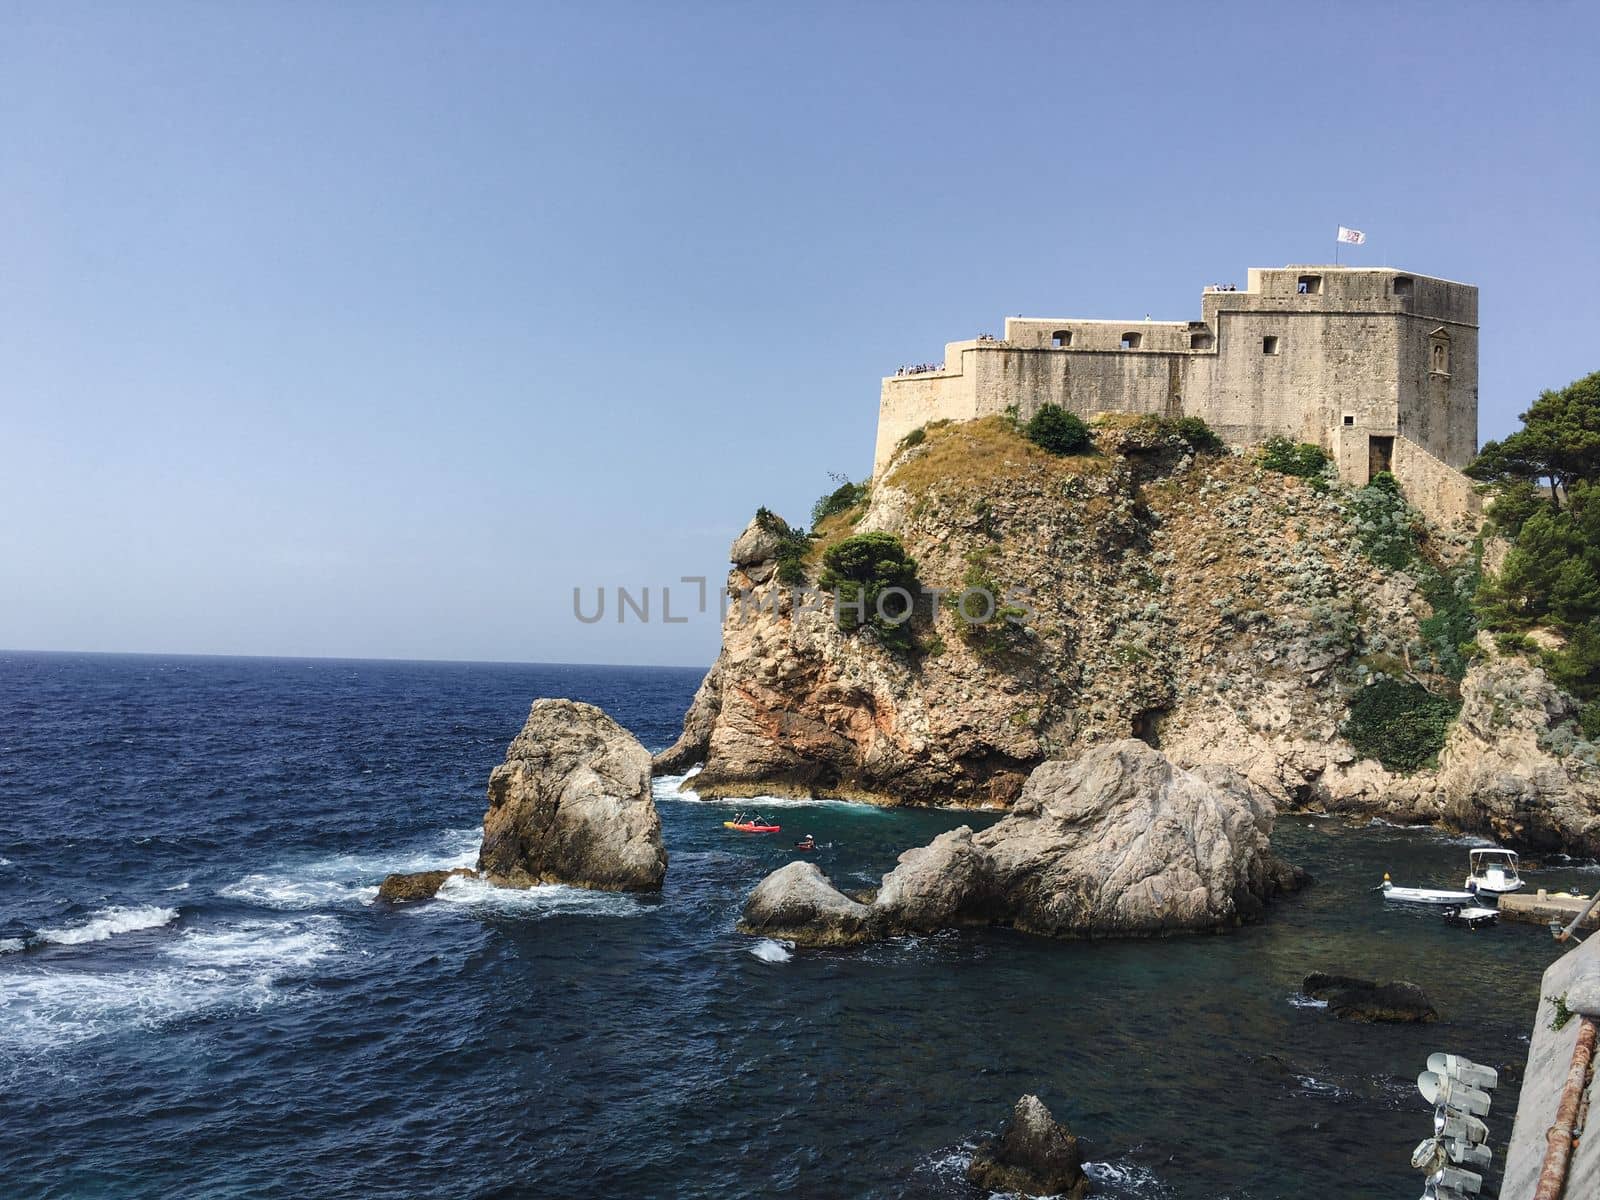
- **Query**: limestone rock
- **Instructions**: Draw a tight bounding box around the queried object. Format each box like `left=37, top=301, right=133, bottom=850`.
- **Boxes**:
left=729, top=515, right=786, bottom=566
left=1302, top=971, right=1438, bottom=1022
left=966, top=1094, right=1089, bottom=1199
left=737, top=861, right=876, bottom=947
left=738, top=742, right=1302, bottom=946
left=1431, top=658, right=1600, bottom=855
left=479, top=699, right=667, bottom=892
left=975, top=741, right=1300, bottom=938
left=653, top=661, right=722, bottom=774
left=873, top=826, right=1001, bottom=933
left=377, top=867, right=475, bottom=903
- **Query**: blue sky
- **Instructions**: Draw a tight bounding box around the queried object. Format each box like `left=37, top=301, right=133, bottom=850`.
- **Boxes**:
left=2, top=2, right=1596, bottom=667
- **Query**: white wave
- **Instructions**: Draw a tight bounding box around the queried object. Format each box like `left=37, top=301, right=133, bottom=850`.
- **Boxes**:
left=163, top=881, right=191, bottom=892
left=748, top=938, right=793, bottom=963
left=222, top=827, right=481, bottom=910
left=166, top=916, right=340, bottom=971
left=220, top=874, right=378, bottom=910
left=0, top=857, right=11, bottom=866
left=1084, top=1159, right=1167, bottom=1194
left=35, top=906, right=178, bottom=947
left=1293, top=1073, right=1352, bottom=1099
left=0, top=939, right=23, bottom=955
left=432, top=874, right=644, bottom=919
left=1287, top=993, right=1329, bottom=1009
left=0, top=916, right=339, bottom=1053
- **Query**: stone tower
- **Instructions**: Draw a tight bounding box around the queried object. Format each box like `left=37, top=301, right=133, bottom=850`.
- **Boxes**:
left=874, top=266, right=1479, bottom=524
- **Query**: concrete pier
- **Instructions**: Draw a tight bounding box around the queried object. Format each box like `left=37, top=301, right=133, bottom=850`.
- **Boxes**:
left=1499, top=890, right=1600, bottom=932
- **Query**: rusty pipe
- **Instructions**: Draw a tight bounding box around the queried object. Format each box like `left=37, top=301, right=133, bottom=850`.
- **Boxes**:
left=1535, top=1015, right=1597, bottom=1200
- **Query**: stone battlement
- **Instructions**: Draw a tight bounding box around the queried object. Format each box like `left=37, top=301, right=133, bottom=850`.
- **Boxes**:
left=874, top=266, right=1480, bottom=526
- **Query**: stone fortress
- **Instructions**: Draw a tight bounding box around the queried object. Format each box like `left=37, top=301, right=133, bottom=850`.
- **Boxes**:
left=873, top=266, right=1481, bottom=525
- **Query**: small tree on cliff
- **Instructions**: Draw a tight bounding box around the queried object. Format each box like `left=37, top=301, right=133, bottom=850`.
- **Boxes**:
left=818, top=533, right=919, bottom=654
left=1023, top=405, right=1092, bottom=456
left=1468, top=370, right=1600, bottom=509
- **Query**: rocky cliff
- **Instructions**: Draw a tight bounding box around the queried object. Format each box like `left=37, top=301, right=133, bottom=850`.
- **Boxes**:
left=660, top=416, right=1600, bottom=853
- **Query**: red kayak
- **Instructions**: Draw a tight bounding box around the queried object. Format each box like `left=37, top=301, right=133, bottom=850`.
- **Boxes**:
left=723, top=820, right=781, bottom=833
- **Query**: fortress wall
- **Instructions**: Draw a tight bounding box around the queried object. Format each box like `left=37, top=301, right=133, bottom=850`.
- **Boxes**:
left=874, top=364, right=977, bottom=475
left=971, top=347, right=1177, bottom=423
left=1392, top=435, right=1481, bottom=528
left=1190, top=310, right=1401, bottom=449
left=1397, top=315, right=1479, bottom=468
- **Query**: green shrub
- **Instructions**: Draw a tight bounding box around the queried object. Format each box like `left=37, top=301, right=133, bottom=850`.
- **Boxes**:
left=1545, top=620, right=1600, bottom=702
left=1023, top=405, right=1092, bottom=456
left=1419, top=558, right=1480, bottom=680
left=755, top=507, right=811, bottom=586
left=818, top=532, right=920, bottom=654
left=1173, top=415, right=1224, bottom=454
left=1495, top=630, right=1534, bottom=655
left=1260, top=436, right=1331, bottom=479
left=1484, top=481, right=1547, bottom=539
left=946, top=548, right=1028, bottom=660
left=810, top=480, right=869, bottom=530
left=1580, top=700, right=1600, bottom=741
left=1349, top=473, right=1421, bottom=570
left=1342, top=678, right=1460, bottom=772
left=897, top=426, right=927, bottom=451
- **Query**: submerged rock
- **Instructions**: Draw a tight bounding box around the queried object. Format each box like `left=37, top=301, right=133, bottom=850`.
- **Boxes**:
left=1301, top=971, right=1438, bottom=1022
left=479, top=699, right=667, bottom=892
left=739, top=741, right=1303, bottom=946
left=737, top=861, right=875, bottom=947
left=377, top=867, right=475, bottom=903
left=966, top=1094, right=1089, bottom=1199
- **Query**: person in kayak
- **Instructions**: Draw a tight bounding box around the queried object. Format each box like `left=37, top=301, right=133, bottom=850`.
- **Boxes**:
left=795, top=834, right=816, bottom=851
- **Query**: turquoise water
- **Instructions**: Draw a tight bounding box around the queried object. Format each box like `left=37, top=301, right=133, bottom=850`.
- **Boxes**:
left=0, top=652, right=1589, bottom=1198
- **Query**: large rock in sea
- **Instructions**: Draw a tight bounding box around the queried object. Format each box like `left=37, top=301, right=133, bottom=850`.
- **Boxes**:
left=478, top=699, right=667, bottom=891
left=738, top=741, right=1303, bottom=944
left=977, top=742, right=1302, bottom=937
left=737, top=861, right=875, bottom=947
left=1301, top=972, right=1438, bottom=1022
left=966, top=1094, right=1089, bottom=1199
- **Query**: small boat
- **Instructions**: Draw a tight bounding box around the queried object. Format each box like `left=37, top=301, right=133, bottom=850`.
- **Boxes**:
left=723, top=814, right=781, bottom=833
left=1464, top=847, right=1524, bottom=895
left=1379, top=875, right=1475, bottom=905
left=1443, top=904, right=1499, bottom=930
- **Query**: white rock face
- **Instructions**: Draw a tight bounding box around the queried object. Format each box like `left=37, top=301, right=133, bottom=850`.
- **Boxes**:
left=1386, top=657, right=1600, bottom=854
left=739, top=741, right=1303, bottom=946
left=737, top=861, right=875, bottom=946
left=479, top=699, right=667, bottom=891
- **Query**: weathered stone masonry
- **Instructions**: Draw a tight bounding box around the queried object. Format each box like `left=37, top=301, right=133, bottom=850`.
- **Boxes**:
left=873, top=265, right=1480, bottom=525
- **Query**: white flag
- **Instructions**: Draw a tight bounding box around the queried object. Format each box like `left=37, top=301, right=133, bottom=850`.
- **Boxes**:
left=1337, top=226, right=1366, bottom=245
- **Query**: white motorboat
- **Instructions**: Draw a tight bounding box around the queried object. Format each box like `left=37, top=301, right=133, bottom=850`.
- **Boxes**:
left=1379, top=875, right=1476, bottom=905
left=1464, top=847, right=1523, bottom=895
left=1442, top=904, right=1499, bottom=929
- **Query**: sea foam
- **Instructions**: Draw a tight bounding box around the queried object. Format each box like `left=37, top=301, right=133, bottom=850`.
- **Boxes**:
left=34, top=905, right=179, bottom=947
left=0, top=915, right=339, bottom=1054
left=748, top=938, right=793, bottom=963
left=432, top=874, right=644, bottom=919
left=222, top=827, right=481, bottom=910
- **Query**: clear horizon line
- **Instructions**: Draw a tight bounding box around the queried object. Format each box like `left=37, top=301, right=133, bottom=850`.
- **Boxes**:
left=0, top=646, right=712, bottom=672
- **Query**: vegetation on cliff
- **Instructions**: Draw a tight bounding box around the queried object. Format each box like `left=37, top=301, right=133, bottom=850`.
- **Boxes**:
left=1023, top=404, right=1093, bottom=456
left=817, top=531, right=920, bottom=654
left=1469, top=371, right=1600, bottom=731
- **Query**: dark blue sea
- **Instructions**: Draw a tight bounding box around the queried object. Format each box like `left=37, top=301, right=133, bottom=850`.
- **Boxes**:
left=1, top=652, right=1591, bottom=1198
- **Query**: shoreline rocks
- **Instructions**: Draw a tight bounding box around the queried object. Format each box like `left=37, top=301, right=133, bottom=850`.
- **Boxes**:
left=479, top=699, right=667, bottom=892
left=966, top=1094, right=1089, bottom=1199
left=737, top=861, right=876, bottom=946
left=377, top=867, right=475, bottom=903
left=739, top=741, right=1305, bottom=947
